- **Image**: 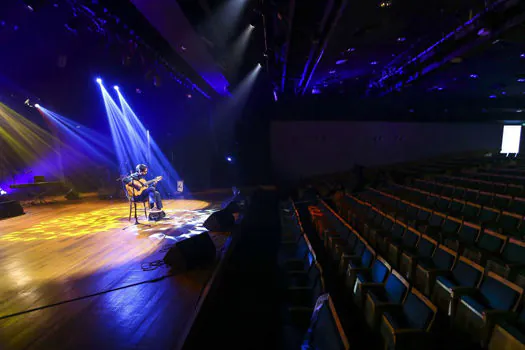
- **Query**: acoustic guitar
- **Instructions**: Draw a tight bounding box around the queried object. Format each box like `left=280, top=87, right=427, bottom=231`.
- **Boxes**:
left=125, top=176, right=163, bottom=197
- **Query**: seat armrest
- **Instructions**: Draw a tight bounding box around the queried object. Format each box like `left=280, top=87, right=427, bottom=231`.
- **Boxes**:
left=394, top=328, right=427, bottom=335
left=451, top=286, right=478, bottom=298
left=483, top=310, right=517, bottom=323
left=359, top=282, right=384, bottom=288
left=507, top=263, right=525, bottom=270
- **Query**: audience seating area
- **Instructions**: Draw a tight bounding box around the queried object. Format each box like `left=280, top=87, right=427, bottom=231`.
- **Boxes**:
left=281, top=154, right=525, bottom=349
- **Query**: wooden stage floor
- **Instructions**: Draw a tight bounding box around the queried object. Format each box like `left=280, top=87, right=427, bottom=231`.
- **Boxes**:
left=0, top=195, right=229, bottom=350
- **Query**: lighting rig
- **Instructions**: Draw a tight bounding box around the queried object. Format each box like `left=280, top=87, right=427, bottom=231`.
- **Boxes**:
left=367, top=0, right=525, bottom=96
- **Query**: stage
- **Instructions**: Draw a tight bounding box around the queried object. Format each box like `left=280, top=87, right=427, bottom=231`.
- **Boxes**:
left=0, top=194, right=230, bottom=350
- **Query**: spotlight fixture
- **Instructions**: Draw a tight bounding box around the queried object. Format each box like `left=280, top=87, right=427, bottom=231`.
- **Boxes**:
left=96, top=78, right=102, bottom=84
left=226, top=156, right=233, bottom=163
left=35, top=103, right=40, bottom=108
left=257, top=63, right=262, bottom=68
left=249, top=24, right=255, bottom=29
left=114, top=85, right=119, bottom=90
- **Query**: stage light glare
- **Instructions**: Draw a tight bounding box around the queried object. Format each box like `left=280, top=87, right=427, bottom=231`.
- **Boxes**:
left=257, top=63, right=262, bottom=68
left=96, top=78, right=102, bottom=84
left=35, top=104, right=40, bottom=108
left=226, top=156, right=233, bottom=163
left=114, top=85, right=119, bottom=90
left=249, top=24, right=255, bottom=29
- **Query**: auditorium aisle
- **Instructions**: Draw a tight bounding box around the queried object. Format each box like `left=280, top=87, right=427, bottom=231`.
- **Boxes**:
left=182, top=189, right=283, bottom=349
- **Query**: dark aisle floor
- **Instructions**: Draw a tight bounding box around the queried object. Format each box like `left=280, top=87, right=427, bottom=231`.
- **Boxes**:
left=183, top=189, right=282, bottom=350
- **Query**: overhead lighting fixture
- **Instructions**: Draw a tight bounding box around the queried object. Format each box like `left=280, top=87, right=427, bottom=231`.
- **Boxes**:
left=469, top=74, right=479, bottom=79
left=370, top=61, right=378, bottom=65
left=329, top=70, right=336, bottom=74
left=397, top=37, right=406, bottom=42
left=521, top=53, right=525, bottom=58
left=249, top=24, right=255, bottom=29
left=336, top=59, right=348, bottom=65
left=96, top=78, right=102, bottom=84
left=489, top=95, right=497, bottom=99
left=35, top=103, right=40, bottom=108
left=113, top=85, right=119, bottom=90
left=346, top=48, right=355, bottom=53
left=518, top=78, right=525, bottom=83
left=379, top=1, right=392, bottom=8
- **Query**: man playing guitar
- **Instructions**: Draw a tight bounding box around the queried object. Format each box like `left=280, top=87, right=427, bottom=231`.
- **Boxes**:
left=123, top=164, right=163, bottom=211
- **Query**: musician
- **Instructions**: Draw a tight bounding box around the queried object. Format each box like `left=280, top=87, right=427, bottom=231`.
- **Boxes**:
left=122, top=164, right=163, bottom=211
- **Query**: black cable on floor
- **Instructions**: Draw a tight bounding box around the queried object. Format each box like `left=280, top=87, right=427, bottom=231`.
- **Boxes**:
left=0, top=272, right=174, bottom=321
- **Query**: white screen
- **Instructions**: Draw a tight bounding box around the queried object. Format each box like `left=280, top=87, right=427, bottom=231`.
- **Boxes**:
left=500, top=125, right=521, bottom=154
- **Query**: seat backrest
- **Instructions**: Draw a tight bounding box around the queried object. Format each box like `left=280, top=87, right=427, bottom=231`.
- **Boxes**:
left=385, top=270, right=409, bottom=304
left=452, top=257, right=484, bottom=288
left=360, top=247, right=375, bottom=267
left=403, top=288, right=437, bottom=331
left=391, top=221, right=406, bottom=240
left=352, top=239, right=366, bottom=256
left=417, top=235, right=437, bottom=258
left=381, top=216, right=394, bottom=231
left=478, top=207, right=499, bottom=223
left=416, top=207, right=431, bottom=221
left=371, top=257, right=390, bottom=284
left=498, top=212, right=522, bottom=231
left=428, top=212, right=445, bottom=227
left=479, top=272, right=523, bottom=312
left=432, top=245, right=456, bottom=270
left=442, top=216, right=462, bottom=234
left=477, top=229, right=506, bottom=254
left=458, top=222, right=481, bottom=245
left=305, top=294, right=350, bottom=350
left=502, top=238, right=525, bottom=264
left=402, top=227, right=420, bottom=248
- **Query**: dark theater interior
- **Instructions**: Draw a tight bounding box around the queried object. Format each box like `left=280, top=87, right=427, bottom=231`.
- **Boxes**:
left=1, top=0, right=525, bottom=349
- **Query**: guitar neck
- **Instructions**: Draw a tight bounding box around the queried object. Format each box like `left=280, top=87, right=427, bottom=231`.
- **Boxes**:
left=144, top=178, right=159, bottom=185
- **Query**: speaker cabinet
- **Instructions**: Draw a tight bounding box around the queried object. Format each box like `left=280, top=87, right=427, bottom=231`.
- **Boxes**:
left=163, top=232, right=216, bottom=271
left=203, top=209, right=235, bottom=232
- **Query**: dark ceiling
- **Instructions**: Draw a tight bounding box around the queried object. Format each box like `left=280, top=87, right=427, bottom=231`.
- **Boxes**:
left=263, top=0, right=525, bottom=119
left=3, top=0, right=525, bottom=121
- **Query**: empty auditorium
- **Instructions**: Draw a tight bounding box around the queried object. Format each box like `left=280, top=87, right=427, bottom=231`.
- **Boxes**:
left=1, top=0, right=525, bottom=349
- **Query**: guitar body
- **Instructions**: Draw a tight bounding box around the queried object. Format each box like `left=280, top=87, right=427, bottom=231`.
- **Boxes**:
left=125, top=176, right=163, bottom=197
left=126, top=179, right=148, bottom=197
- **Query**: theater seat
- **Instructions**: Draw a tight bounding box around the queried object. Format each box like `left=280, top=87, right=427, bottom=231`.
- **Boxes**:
left=414, top=244, right=457, bottom=296
left=379, top=288, right=437, bottom=350
left=431, top=256, right=484, bottom=317
left=488, top=306, right=525, bottom=350
left=453, top=271, right=523, bottom=345
left=352, top=256, right=391, bottom=307
left=399, top=234, right=437, bottom=280
left=301, top=294, right=350, bottom=350
left=486, top=238, right=525, bottom=280
left=343, top=246, right=375, bottom=292
left=364, top=269, right=410, bottom=329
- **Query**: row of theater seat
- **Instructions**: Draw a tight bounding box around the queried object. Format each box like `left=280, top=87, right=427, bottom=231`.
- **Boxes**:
left=384, top=184, right=525, bottom=238
left=278, top=201, right=350, bottom=350
left=306, top=198, right=441, bottom=349
left=323, top=191, right=525, bottom=349
left=412, top=178, right=525, bottom=215
left=461, top=170, right=525, bottom=187
left=356, top=188, right=525, bottom=287
left=433, top=174, right=524, bottom=197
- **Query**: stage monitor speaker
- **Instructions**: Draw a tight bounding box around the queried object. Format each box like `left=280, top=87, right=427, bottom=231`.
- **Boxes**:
left=163, top=232, right=216, bottom=271
left=0, top=200, right=24, bottom=219
left=203, top=209, right=235, bottom=232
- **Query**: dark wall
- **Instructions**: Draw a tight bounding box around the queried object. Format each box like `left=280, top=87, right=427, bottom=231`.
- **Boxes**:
left=271, top=121, right=503, bottom=180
